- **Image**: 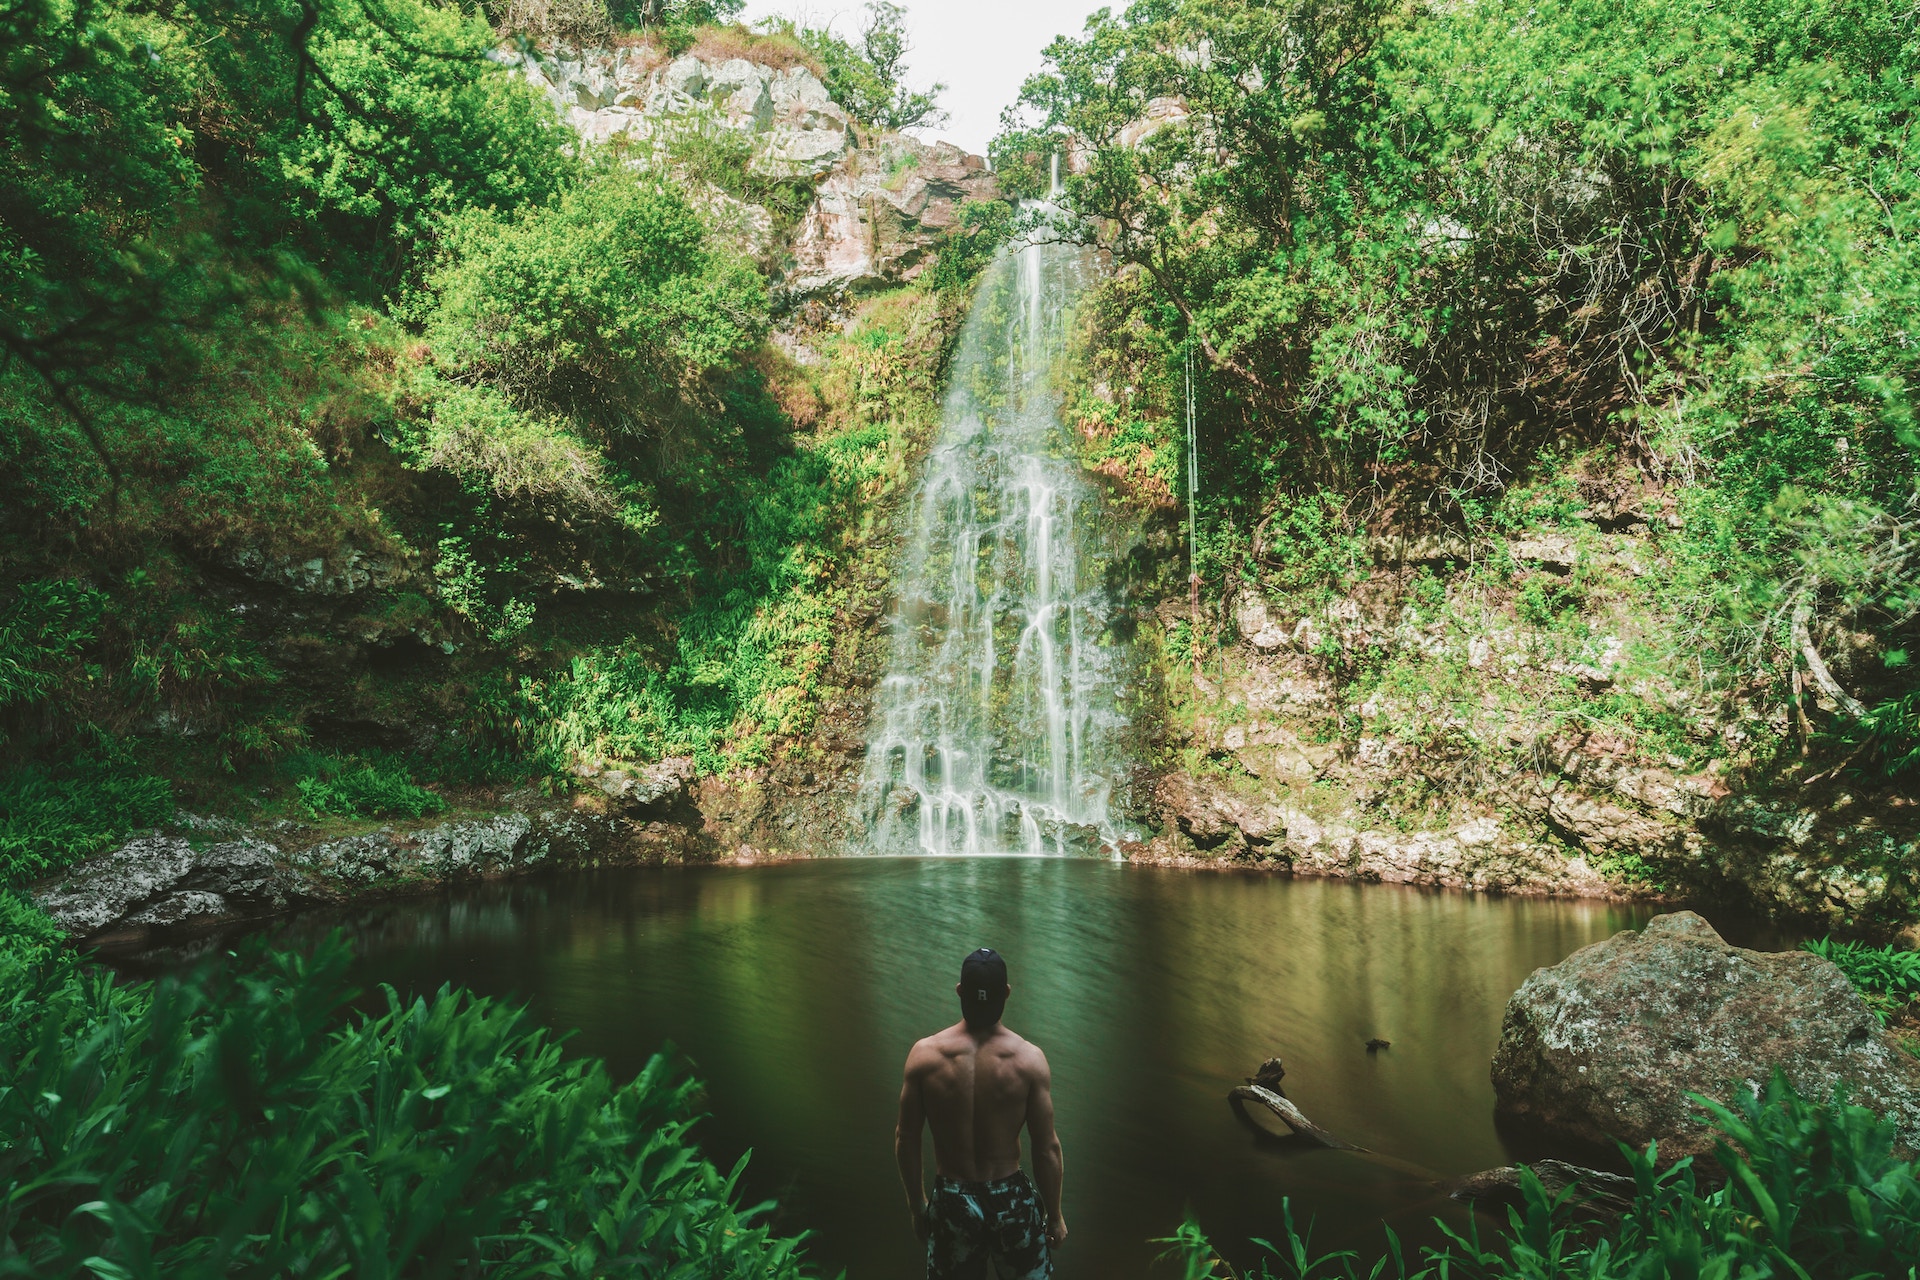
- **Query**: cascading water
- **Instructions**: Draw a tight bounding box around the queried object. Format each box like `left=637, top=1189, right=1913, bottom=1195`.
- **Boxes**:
left=856, top=202, right=1134, bottom=856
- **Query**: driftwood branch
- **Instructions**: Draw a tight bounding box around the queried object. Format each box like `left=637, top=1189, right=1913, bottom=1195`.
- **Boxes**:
left=1448, top=1160, right=1636, bottom=1218
left=1791, top=599, right=1867, bottom=718
left=1228, top=1084, right=1362, bottom=1150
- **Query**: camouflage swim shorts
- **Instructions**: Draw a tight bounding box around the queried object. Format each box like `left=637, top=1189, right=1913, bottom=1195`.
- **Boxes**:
left=925, top=1171, right=1054, bottom=1280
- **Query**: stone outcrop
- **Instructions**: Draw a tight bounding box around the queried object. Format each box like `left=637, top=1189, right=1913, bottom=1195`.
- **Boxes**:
left=1133, top=770, right=1616, bottom=895
left=32, top=790, right=717, bottom=945
left=783, top=139, right=993, bottom=295
left=1490, top=912, right=1920, bottom=1160
left=508, top=47, right=855, bottom=171
left=499, top=44, right=998, bottom=298
left=36, top=834, right=312, bottom=938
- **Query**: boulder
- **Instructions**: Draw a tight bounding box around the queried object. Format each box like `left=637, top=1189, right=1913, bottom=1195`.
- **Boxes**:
left=587, top=755, right=698, bottom=823
left=35, top=834, right=313, bottom=938
left=1491, top=912, right=1920, bottom=1160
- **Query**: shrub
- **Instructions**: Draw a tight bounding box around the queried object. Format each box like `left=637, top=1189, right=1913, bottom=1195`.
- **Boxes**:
left=0, top=580, right=104, bottom=710
left=0, top=766, right=173, bottom=888
left=1805, top=936, right=1920, bottom=1023
left=0, top=930, right=821, bottom=1278
left=295, top=754, right=448, bottom=820
left=1163, top=1074, right=1920, bottom=1279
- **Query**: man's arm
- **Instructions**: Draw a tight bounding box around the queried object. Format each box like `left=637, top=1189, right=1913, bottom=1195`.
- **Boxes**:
left=1025, top=1051, right=1066, bottom=1248
left=895, top=1052, right=931, bottom=1240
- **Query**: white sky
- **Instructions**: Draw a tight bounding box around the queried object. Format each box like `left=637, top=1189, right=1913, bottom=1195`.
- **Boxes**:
left=736, top=0, right=1103, bottom=156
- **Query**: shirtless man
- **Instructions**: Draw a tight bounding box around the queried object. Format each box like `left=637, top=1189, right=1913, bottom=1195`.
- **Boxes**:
left=895, top=948, right=1066, bottom=1280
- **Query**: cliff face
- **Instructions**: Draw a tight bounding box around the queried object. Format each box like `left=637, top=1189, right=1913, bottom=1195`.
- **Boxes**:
left=1124, top=508, right=1919, bottom=932
left=502, top=43, right=997, bottom=298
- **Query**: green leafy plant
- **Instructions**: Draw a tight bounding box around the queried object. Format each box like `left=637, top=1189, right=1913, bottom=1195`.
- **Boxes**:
left=295, top=754, right=447, bottom=820
left=0, top=766, right=173, bottom=888
left=0, top=930, right=823, bottom=1277
left=767, top=3, right=946, bottom=131
left=1804, top=936, right=1920, bottom=1023
left=0, top=580, right=103, bottom=710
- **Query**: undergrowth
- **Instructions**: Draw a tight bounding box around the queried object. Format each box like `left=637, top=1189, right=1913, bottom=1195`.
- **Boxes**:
left=0, top=921, right=823, bottom=1277
left=1804, top=936, right=1920, bottom=1024
left=293, top=753, right=448, bottom=821
left=1164, top=1075, right=1920, bottom=1279
left=0, top=766, right=173, bottom=888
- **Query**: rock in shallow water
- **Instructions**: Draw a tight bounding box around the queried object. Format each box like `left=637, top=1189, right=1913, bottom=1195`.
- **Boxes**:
left=1491, top=911, right=1920, bottom=1160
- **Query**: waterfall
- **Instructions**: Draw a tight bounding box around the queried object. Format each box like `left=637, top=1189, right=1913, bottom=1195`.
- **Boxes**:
left=855, top=230, right=1131, bottom=856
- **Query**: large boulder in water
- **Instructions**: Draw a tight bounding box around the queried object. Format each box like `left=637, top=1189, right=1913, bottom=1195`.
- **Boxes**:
left=1491, top=911, right=1920, bottom=1160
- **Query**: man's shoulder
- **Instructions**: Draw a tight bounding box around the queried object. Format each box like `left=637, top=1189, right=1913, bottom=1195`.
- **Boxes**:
left=991, top=1027, right=1050, bottom=1075
left=905, top=1024, right=965, bottom=1070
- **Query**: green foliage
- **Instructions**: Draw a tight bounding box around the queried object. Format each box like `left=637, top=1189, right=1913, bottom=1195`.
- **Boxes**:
left=925, top=198, right=1017, bottom=293
left=0, top=890, right=64, bottom=963
left=294, top=753, right=448, bottom=820
left=0, top=581, right=103, bottom=710
left=1805, top=936, right=1920, bottom=1024
left=1011, top=0, right=1920, bottom=732
left=277, top=0, right=580, bottom=288
left=1253, top=494, right=1369, bottom=598
left=0, top=766, right=172, bottom=888
left=658, top=114, right=815, bottom=230
left=0, top=930, right=822, bottom=1277
left=1834, top=670, right=1920, bottom=778
left=766, top=3, right=946, bottom=130
left=407, top=162, right=766, bottom=531
left=502, top=291, right=946, bottom=774
left=1, top=0, right=574, bottom=414
left=1164, top=1074, right=1920, bottom=1279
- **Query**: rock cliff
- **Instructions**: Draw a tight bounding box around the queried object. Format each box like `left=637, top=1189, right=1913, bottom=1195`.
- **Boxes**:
left=1125, top=512, right=1919, bottom=928
left=501, top=42, right=998, bottom=298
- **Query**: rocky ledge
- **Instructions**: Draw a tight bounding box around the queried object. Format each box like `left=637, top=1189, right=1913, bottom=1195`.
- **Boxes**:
left=32, top=760, right=722, bottom=946
left=1491, top=911, right=1920, bottom=1160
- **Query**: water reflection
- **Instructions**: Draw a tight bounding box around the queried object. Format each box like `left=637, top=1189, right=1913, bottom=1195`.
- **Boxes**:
left=243, top=860, right=1652, bottom=1279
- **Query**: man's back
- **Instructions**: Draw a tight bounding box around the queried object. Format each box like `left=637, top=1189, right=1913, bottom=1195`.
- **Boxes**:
left=896, top=948, right=1065, bottom=1280
left=907, top=1022, right=1045, bottom=1182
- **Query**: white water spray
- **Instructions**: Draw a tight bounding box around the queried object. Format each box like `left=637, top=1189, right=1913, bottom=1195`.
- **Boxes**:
left=856, top=222, right=1129, bottom=856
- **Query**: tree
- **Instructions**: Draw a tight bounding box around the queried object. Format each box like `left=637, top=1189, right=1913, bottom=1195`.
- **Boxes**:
left=773, top=2, right=947, bottom=132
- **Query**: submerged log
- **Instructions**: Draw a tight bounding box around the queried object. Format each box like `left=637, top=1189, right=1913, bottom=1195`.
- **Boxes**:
left=1228, top=1084, right=1363, bottom=1151
left=1447, top=1160, right=1636, bottom=1217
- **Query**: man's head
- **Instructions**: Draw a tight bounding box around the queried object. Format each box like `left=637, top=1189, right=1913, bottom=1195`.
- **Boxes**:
left=957, top=947, right=1010, bottom=1031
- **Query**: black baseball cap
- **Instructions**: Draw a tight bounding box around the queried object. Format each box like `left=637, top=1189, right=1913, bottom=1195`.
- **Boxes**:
left=959, top=948, right=1009, bottom=1028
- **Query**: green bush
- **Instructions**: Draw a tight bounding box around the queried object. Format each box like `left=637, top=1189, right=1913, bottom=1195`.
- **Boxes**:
left=0, top=890, right=63, bottom=961
left=0, top=581, right=104, bottom=710
left=407, top=161, right=768, bottom=533
left=0, top=929, right=821, bottom=1278
left=1164, top=1074, right=1920, bottom=1279
left=0, top=767, right=173, bottom=888
left=295, top=755, right=448, bottom=821
left=1805, top=936, right=1920, bottom=1023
